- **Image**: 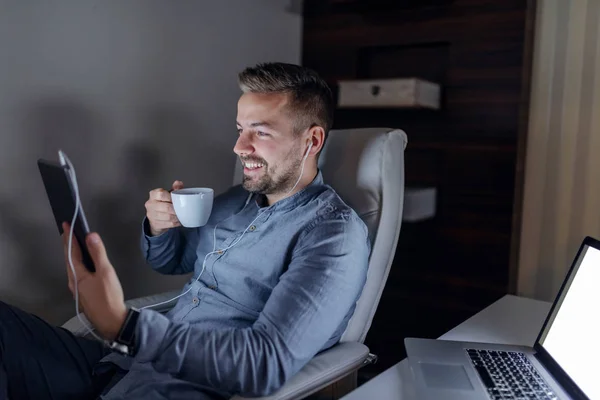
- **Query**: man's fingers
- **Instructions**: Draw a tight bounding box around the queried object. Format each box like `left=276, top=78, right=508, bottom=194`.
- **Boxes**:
left=148, top=201, right=176, bottom=215
left=172, top=180, right=184, bottom=191
left=148, top=180, right=185, bottom=203
left=149, top=210, right=179, bottom=222
left=169, top=221, right=181, bottom=229
left=149, top=188, right=172, bottom=202
left=85, top=232, right=110, bottom=271
left=150, top=219, right=181, bottom=230
left=62, top=222, right=84, bottom=283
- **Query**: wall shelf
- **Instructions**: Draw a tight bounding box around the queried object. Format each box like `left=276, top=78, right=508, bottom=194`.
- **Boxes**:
left=337, top=78, right=441, bottom=109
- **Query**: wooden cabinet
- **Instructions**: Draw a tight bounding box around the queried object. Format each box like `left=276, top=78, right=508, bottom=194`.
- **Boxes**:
left=302, top=0, right=536, bottom=379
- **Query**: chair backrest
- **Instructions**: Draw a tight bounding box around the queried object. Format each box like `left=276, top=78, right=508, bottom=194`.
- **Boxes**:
left=233, top=128, right=408, bottom=343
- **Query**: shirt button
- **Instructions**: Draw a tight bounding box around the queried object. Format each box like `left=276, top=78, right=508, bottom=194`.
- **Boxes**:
left=249, top=225, right=256, bottom=231
left=208, top=285, right=217, bottom=290
left=217, top=250, right=224, bottom=255
left=192, top=297, right=199, bottom=305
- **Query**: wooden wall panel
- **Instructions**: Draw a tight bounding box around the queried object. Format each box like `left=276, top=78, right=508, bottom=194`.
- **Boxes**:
left=303, top=0, right=535, bottom=378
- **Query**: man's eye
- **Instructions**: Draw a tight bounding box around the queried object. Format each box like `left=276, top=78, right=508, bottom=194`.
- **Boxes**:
left=257, top=131, right=269, bottom=137
left=237, top=128, right=243, bottom=135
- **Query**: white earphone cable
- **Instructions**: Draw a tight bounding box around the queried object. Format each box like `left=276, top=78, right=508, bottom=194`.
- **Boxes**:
left=60, top=140, right=312, bottom=338
left=140, top=141, right=313, bottom=310
left=61, top=151, right=107, bottom=343
left=139, top=208, right=263, bottom=310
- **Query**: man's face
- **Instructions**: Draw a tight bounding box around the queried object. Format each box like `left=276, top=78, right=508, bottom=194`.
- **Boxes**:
left=234, top=92, right=306, bottom=196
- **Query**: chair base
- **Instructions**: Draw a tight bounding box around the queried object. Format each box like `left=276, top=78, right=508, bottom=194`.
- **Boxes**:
left=306, top=352, right=377, bottom=400
left=306, top=371, right=357, bottom=400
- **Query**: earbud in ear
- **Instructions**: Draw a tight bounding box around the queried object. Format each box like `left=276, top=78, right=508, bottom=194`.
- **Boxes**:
left=305, top=141, right=313, bottom=157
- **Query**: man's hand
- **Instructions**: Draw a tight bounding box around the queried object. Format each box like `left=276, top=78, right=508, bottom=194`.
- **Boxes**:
left=62, top=222, right=127, bottom=340
left=145, top=180, right=184, bottom=236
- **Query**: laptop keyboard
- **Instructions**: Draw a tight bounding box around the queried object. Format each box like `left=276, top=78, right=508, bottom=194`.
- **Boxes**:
left=466, top=349, right=559, bottom=400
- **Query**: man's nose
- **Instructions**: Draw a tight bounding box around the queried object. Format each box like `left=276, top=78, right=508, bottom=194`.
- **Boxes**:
left=233, top=133, right=254, bottom=156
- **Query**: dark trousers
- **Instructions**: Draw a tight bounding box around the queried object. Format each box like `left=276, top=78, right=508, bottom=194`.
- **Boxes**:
left=0, top=300, right=118, bottom=400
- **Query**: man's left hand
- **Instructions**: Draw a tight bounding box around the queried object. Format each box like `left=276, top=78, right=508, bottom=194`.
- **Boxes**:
left=62, top=222, right=127, bottom=340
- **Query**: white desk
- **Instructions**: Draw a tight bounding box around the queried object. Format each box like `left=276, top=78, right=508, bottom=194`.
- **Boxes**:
left=341, top=295, right=552, bottom=400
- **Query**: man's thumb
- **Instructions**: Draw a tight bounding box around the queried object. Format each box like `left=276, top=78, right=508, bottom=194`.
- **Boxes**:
left=86, top=233, right=109, bottom=268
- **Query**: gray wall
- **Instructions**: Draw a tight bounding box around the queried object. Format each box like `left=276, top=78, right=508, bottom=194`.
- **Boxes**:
left=0, top=0, right=301, bottom=324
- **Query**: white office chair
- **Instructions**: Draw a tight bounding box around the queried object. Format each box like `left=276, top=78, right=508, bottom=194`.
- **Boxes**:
left=63, top=127, right=408, bottom=400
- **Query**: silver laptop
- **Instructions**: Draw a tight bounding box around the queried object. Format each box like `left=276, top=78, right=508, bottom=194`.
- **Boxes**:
left=404, top=236, right=600, bottom=400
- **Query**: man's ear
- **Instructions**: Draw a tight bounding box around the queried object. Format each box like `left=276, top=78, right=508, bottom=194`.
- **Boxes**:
left=307, top=126, right=325, bottom=156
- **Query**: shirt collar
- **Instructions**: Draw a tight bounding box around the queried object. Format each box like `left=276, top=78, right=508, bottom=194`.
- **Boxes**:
left=253, top=170, right=324, bottom=212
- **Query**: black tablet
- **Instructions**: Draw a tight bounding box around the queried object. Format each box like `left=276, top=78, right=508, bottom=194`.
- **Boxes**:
left=38, top=158, right=95, bottom=272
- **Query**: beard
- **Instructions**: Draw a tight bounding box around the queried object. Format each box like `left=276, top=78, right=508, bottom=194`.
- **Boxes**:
left=241, top=145, right=303, bottom=195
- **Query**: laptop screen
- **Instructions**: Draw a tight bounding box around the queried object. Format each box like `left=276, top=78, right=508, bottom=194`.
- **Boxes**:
left=538, top=243, right=600, bottom=399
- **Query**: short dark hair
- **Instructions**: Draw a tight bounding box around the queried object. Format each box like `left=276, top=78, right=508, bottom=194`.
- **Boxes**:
left=238, top=62, right=334, bottom=137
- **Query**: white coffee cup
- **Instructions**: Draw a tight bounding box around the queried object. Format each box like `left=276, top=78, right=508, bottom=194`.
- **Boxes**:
left=171, top=188, right=214, bottom=228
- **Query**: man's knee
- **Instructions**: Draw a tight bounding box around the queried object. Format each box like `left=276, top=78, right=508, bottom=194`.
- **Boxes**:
left=0, top=300, right=22, bottom=335
left=0, top=300, right=10, bottom=312
left=0, top=301, right=31, bottom=353
left=0, top=300, right=10, bottom=331
left=0, top=300, right=10, bottom=348
left=0, top=300, right=15, bottom=319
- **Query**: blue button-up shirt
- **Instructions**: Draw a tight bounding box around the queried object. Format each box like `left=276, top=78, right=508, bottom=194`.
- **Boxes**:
left=99, top=171, right=370, bottom=399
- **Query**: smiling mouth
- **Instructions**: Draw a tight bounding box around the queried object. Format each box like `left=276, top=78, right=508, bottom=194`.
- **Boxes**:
left=242, top=161, right=266, bottom=172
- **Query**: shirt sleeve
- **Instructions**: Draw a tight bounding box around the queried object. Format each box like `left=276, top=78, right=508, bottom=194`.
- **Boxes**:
left=133, top=210, right=370, bottom=397
left=140, top=218, right=199, bottom=275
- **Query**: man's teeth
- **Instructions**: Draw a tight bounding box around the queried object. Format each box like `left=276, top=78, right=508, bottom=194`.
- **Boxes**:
left=244, top=162, right=264, bottom=169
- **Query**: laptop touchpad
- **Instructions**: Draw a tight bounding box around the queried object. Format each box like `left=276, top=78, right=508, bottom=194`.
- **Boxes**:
left=420, top=363, right=474, bottom=390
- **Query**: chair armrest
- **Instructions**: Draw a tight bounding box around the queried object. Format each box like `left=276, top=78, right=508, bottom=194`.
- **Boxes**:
left=61, top=289, right=181, bottom=335
left=231, top=342, right=370, bottom=400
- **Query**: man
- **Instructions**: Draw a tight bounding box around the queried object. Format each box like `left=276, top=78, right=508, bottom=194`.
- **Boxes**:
left=0, top=62, right=370, bottom=399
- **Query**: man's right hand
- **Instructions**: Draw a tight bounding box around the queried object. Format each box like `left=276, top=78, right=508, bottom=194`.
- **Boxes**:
left=145, top=180, right=185, bottom=236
